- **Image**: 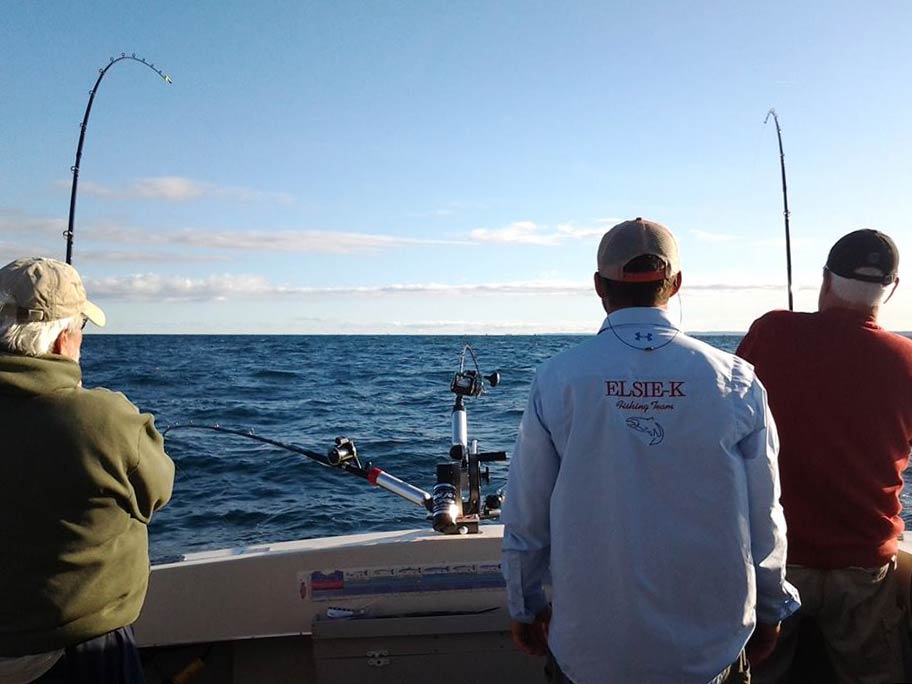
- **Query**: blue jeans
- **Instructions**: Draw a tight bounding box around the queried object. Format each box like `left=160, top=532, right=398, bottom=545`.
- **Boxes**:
left=35, top=626, right=144, bottom=684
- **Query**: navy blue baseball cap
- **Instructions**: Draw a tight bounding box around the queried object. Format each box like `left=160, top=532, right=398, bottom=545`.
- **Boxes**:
left=825, top=229, right=898, bottom=285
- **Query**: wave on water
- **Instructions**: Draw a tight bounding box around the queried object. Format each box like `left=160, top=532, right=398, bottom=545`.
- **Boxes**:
left=80, top=333, right=912, bottom=563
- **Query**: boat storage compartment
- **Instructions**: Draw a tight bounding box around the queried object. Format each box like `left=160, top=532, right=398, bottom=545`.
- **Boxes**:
left=312, top=608, right=543, bottom=682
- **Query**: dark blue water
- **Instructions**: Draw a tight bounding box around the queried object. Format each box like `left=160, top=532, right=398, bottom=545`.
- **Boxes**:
left=79, top=334, right=912, bottom=564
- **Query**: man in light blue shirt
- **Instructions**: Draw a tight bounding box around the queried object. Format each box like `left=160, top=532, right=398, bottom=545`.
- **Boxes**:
left=501, top=218, right=800, bottom=684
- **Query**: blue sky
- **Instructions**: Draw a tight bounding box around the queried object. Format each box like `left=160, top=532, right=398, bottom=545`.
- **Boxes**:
left=2, top=1, right=910, bottom=333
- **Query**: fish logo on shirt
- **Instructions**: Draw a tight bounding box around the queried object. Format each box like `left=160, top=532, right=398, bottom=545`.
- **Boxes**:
left=625, top=416, right=665, bottom=446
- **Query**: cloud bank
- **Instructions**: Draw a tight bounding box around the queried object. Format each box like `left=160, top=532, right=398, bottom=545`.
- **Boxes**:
left=83, top=225, right=469, bottom=254
left=83, top=273, right=808, bottom=302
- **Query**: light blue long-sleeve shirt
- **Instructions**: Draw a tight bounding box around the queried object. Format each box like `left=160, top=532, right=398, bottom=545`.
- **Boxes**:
left=502, top=307, right=799, bottom=684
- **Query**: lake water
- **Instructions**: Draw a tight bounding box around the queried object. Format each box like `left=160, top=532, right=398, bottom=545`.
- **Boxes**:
left=78, top=333, right=912, bottom=563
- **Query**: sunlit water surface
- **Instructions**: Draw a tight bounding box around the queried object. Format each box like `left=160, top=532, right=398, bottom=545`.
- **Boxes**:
left=79, top=333, right=912, bottom=563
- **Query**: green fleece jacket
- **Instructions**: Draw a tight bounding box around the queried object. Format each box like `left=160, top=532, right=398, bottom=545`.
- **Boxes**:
left=0, top=352, right=174, bottom=656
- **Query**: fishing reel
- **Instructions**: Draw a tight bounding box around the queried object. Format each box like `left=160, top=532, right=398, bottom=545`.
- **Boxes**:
left=165, top=346, right=509, bottom=539
left=431, top=460, right=506, bottom=535
left=327, top=437, right=358, bottom=466
left=434, top=344, right=507, bottom=535
left=318, top=344, right=509, bottom=536
left=449, top=341, right=500, bottom=398
left=450, top=369, right=500, bottom=398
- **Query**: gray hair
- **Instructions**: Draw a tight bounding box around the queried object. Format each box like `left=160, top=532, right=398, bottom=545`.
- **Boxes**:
left=0, top=298, right=79, bottom=356
left=828, top=271, right=889, bottom=308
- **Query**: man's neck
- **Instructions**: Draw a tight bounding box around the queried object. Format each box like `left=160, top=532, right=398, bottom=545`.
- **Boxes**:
left=604, top=302, right=668, bottom=316
left=819, top=299, right=879, bottom=320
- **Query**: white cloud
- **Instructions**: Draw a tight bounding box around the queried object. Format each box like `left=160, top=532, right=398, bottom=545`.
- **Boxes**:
left=0, top=208, right=471, bottom=258
left=130, top=177, right=208, bottom=201
left=83, top=274, right=591, bottom=301
left=83, top=273, right=816, bottom=302
left=0, top=210, right=65, bottom=238
left=70, top=176, right=295, bottom=205
left=556, top=221, right=615, bottom=238
left=470, top=221, right=558, bottom=245
left=86, top=274, right=279, bottom=301
left=76, top=249, right=229, bottom=263
left=469, top=218, right=617, bottom=246
left=682, top=282, right=817, bottom=293
left=75, top=181, right=116, bottom=198
left=83, top=225, right=468, bottom=254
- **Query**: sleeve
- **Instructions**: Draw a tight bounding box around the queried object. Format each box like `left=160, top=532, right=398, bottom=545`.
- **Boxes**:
left=127, top=413, right=175, bottom=523
left=737, top=379, right=800, bottom=624
left=501, top=374, right=561, bottom=623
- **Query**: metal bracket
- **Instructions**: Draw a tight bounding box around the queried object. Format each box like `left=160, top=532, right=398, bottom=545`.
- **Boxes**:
left=366, top=649, right=390, bottom=667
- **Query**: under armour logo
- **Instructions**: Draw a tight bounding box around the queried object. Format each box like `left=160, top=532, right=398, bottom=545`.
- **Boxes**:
left=634, top=332, right=654, bottom=342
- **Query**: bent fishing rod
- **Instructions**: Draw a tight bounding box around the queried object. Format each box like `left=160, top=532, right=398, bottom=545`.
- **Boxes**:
left=65, top=54, right=172, bottom=265
left=764, top=108, right=794, bottom=311
left=161, top=424, right=433, bottom=511
left=163, top=344, right=507, bottom=535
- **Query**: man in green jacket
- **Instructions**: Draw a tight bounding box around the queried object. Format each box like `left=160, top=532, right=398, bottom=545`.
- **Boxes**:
left=0, top=257, right=174, bottom=683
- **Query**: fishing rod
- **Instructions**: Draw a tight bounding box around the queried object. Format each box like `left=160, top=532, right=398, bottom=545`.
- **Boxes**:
left=163, top=344, right=507, bottom=535
left=764, top=108, right=794, bottom=311
left=162, top=424, right=433, bottom=511
left=65, top=53, right=172, bottom=265
left=444, top=344, right=505, bottom=533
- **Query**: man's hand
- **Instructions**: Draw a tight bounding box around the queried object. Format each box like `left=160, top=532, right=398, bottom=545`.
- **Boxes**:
left=510, top=606, right=552, bottom=657
left=745, top=621, right=781, bottom=666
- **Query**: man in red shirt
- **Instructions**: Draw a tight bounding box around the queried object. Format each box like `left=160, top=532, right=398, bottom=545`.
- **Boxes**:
left=738, top=229, right=912, bottom=684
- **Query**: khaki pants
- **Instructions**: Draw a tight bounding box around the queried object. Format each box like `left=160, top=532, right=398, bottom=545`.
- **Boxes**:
left=753, top=561, right=907, bottom=684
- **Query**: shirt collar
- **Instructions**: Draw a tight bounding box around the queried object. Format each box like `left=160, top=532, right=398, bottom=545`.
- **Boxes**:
left=598, top=307, right=677, bottom=334
left=597, top=307, right=680, bottom=351
left=817, top=306, right=879, bottom=329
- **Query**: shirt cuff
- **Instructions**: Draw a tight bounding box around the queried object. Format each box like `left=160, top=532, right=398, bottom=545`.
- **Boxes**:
left=510, top=587, right=549, bottom=623
left=756, top=593, right=801, bottom=625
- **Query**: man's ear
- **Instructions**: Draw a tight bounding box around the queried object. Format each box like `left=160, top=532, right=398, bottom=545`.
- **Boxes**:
left=821, top=268, right=832, bottom=294
left=594, top=272, right=608, bottom=298
left=669, top=272, right=682, bottom=298
left=884, top=276, right=899, bottom=304
left=51, top=329, right=67, bottom=355
left=52, top=326, right=81, bottom=360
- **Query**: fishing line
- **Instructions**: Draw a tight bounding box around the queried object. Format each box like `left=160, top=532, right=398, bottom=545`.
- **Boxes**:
left=457, top=343, right=485, bottom=392
left=162, top=423, right=335, bottom=467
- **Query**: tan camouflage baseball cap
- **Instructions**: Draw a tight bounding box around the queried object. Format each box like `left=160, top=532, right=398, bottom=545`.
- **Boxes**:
left=0, top=257, right=106, bottom=327
left=597, top=217, right=681, bottom=282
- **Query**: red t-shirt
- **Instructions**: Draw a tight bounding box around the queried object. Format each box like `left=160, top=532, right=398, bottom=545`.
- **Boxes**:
left=737, top=308, right=912, bottom=568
